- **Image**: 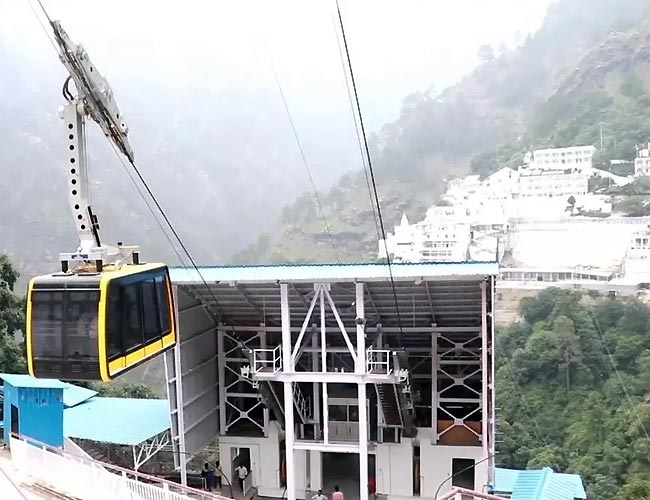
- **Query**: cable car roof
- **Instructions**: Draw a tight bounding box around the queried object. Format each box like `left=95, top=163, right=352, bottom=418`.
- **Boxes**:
left=169, top=261, right=499, bottom=331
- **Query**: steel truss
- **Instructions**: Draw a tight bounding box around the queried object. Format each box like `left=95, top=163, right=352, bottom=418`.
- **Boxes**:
left=133, top=431, right=171, bottom=471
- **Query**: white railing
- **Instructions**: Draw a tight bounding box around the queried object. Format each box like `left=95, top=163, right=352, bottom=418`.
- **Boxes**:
left=63, top=436, right=96, bottom=461
left=438, top=487, right=510, bottom=500
left=366, top=348, right=392, bottom=375
left=252, top=345, right=282, bottom=373
left=10, top=434, right=227, bottom=500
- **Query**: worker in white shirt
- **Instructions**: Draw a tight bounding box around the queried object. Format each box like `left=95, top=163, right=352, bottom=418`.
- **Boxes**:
left=235, top=463, right=248, bottom=492
left=312, top=489, right=328, bottom=500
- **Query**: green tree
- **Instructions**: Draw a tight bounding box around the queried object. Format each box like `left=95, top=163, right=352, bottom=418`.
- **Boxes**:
left=93, top=383, right=158, bottom=399
left=0, top=254, right=26, bottom=373
left=619, top=474, right=650, bottom=500
left=498, top=290, right=650, bottom=500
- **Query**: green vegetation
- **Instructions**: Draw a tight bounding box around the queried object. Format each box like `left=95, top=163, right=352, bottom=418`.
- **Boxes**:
left=498, top=288, right=650, bottom=500
left=0, top=255, right=26, bottom=374
left=92, top=382, right=158, bottom=399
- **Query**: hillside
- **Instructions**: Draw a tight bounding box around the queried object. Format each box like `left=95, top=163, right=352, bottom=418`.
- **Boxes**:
left=244, top=0, right=650, bottom=263
left=497, top=288, right=650, bottom=500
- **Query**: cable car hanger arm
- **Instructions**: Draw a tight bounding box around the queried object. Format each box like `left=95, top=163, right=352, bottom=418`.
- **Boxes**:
left=49, top=20, right=139, bottom=272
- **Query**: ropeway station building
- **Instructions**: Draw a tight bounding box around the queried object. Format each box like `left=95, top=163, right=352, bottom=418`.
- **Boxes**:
left=163, top=262, right=498, bottom=500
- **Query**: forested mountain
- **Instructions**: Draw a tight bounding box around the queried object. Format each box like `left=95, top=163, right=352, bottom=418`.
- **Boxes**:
left=497, top=288, right=650, bottom=500
left=238, top=0, right=650, bottom=264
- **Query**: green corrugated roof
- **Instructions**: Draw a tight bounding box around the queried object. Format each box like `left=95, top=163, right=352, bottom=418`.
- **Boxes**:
left=170, top=261, right=499, bottom=284
left=0, top=374, right=97, bottom=408
left=63, top=397, right=170, bottom=446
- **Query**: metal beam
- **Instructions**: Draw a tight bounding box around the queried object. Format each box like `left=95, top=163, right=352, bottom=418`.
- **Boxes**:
left=254, top=371, right=393, bottom=384
left=293, top=441, right=361, bottom=454
left=364, top=285, right=382, bottom=323
left=424, top=281, right=435, bottom=321
left=235, top=285, right=281, bottom=326
left=291, top=283, right=311, bottom=309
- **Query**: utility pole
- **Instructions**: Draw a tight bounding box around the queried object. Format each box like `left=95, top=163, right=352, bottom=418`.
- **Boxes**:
left=599, top=124, right=604, bottom=150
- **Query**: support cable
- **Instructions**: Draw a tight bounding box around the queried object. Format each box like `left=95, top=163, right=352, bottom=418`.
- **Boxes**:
left=331, top=16, right=380, bottom=241
left=270, top=63, right=341, bottom=264
left=334, top=0, right=404, bottom=342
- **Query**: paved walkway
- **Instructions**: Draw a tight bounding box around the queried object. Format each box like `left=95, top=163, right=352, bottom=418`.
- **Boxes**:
left=0, top=450, right=45, bottom=500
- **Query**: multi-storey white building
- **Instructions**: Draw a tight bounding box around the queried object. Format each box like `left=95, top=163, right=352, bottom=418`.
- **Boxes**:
left=524, top=145, right=596, bottom=172
left=634, top=144, right=650, bottom=176
left=623, top=226, right=650, bottom=277
left=517, top=170, right=589, bottom=198
left=380, top=209, right=471, bottom=263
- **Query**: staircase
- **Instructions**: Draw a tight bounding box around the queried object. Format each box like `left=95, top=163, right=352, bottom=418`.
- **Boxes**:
left=376, top=384, right=402, bottom=426
left=244, top=349, right=312, bottom=429
left=374, top=351, right=417, bottom=437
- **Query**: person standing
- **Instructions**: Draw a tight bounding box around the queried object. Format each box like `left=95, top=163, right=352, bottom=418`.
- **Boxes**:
left=201, top=463, right=212, bottom=491
left=312, top=489, right=328, bottom=500
left=215, top=461, right=222, bottom=490
left=235, top=463, right=248, bottom=493
left=332, top=485, right=344, bottom=500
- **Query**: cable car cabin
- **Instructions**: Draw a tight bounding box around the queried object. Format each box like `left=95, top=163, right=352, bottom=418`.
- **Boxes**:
left=26, top=263, right=176, bottom=381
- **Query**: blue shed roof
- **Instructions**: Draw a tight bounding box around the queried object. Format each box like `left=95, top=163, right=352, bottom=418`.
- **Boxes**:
left=513, top=469, right=550, bottom=500
left=169, top=261, right=499, bottom=284
left=0, top=374, right=97, bottom=408
left=63, top=397, right=170, bottom=446
left=494, top=467, right=586, bottom=500
left=0, top=373, right=68, bottom=389
left=494, top=467, right=521, bottom=492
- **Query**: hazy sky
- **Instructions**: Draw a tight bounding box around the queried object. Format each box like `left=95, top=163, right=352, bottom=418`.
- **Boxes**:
left=3, top=0, right=555, bottom=128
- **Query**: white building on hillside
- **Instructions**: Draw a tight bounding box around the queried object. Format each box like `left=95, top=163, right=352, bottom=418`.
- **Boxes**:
left=517, top=170, right=589, bottom=198
left=623, top=226, right=650, bottom=278
left=524, top=145, right=596, bottom=172
left=380, top=208, right=472, bottom=263
left=635, top=144, right=650, bottom=176
left=380, top=145, right=617, bottom=264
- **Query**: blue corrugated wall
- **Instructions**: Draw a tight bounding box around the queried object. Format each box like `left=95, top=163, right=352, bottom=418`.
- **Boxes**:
left=2, top=383, right=64, bottom=447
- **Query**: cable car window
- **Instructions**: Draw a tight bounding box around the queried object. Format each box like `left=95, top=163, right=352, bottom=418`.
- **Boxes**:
left=142, top=279, right=161, bottom=342
left=155, top=275, right=172, bottom=334
left=64, top=291, right=99, bottom=359
left=107, top=284, right=122, bottom=359
left=122, top=283, right=143, bottom=352
left=31, top=291, right=64, bottom=358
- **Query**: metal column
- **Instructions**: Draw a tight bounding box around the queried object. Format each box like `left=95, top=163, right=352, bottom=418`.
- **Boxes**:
left=431, top=324, right=438, bottom=443
left=281, top=284, right=296, bottom=500
left=217, top=327, right=227, bottom=435
left=356, top=283, right=368, bottom=500
left=480, top=280, right=489, bottom=460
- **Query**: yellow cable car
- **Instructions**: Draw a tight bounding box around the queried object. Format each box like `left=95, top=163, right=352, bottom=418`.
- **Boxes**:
left=26, top=263, right=176, bottom=381
left=25, top=22, right=179, bottom=381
